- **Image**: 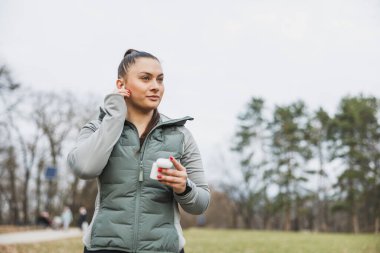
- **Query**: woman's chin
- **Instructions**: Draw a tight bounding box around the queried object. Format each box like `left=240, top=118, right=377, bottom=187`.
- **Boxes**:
left=140, top=103, right=159, bottom=112
left=129, top=100, right=160, bottom=112
left=145, top=101, right=160, bottom=109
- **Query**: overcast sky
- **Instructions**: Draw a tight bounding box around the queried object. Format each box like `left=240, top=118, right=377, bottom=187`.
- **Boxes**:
left=1, top=0, right=380, bottom=183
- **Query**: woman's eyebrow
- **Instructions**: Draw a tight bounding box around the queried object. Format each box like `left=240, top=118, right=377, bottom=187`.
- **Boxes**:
left=138, top=72, right=152, bottom=75
left=138, top=72, right=164, bottom=77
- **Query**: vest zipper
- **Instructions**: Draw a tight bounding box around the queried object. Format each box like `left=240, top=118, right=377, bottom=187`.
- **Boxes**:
left=139, top=161, right=143, bottom=181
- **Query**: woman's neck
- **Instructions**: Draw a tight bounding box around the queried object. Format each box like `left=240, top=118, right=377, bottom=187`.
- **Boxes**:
left=126, top=107, right=154, bottom=137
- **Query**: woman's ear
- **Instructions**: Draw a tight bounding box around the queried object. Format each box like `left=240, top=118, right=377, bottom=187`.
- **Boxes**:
left=116, top=79, right=125, bottom=89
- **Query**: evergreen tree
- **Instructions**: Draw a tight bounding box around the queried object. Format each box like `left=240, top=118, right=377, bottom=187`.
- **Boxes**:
left=330, top=95, right=380, bottom=233
left=269, top=101, right=312, bottom=231
left=230, top=97, right=269, bottom=228
left=306, top=108, right=331, bottom=231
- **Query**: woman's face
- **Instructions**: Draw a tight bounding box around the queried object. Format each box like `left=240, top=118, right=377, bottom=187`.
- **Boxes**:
left=120, top=58, right=164, bottom=112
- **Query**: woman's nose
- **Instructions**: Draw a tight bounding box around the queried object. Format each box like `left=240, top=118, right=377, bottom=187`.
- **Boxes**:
left=150, top=80, right=160, bottom=90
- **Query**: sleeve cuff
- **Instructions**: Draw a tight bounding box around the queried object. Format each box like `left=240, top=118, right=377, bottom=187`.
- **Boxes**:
left=176, top=178, right=193, bottom=196
left=174, top=179, right=197, bottom=200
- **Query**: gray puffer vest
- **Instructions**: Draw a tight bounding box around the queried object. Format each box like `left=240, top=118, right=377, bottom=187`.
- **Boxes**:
left=92, top=113, right=191, bottom=252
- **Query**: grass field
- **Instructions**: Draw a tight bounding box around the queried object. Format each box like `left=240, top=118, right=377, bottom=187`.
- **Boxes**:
left=0, top=228, right=379, bottom=253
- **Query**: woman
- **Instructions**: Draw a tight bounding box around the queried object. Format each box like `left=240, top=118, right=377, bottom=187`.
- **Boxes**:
left=67, top=49, right=210, bottom=253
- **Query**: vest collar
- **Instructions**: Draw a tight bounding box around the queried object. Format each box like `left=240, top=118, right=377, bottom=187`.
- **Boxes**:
left=158, top=113, right=193, bottom=127
left=98, top=107, right=193, bottom=127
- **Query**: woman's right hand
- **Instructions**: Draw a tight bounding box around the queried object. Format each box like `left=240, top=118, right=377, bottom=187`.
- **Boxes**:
left=114, top=86, right=131, bottom=98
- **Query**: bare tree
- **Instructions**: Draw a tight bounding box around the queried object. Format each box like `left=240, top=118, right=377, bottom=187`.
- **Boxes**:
left=30, top=90, right=99, bottom=213
left=0, top=64, right=102, bottom=224
left=29, top=91, right=74, bottom=212
left=0, top=65, right=21, bottom=224
left=65, top=95, right=98, bottom=217
left=4, top=98, right=41, bottom=224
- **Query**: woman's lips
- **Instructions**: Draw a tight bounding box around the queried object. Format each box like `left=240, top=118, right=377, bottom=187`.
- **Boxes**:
left=147, top=96, right=160, bottom=101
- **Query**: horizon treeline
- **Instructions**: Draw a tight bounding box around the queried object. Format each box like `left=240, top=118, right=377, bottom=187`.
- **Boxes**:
left=208, top=94, right=379, bottom=233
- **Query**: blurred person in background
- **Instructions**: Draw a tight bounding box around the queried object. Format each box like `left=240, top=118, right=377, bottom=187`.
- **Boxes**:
left=61, top=206, right=73, bottom=230
left=36, top=211, right=51, bottom=228
left=78, top=206, right=88, bottom=231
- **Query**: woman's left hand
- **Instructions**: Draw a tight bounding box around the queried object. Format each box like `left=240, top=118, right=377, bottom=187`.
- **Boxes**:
left=158, top=156, right=187, bottom=194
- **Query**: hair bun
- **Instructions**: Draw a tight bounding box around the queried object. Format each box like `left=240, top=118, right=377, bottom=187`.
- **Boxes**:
left=118, top=49, right=159, bottom=78
left=124, top=49, right=139, bottom=58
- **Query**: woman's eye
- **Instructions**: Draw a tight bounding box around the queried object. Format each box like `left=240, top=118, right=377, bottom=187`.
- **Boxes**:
left=157, top=78, right=164, bottom=83
left=141, top=76, right=150, bottom=81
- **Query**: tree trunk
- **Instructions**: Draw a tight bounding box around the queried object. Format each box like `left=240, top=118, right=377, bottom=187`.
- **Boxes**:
left=45, top=143, right=57, bottom=213
left=375, top=217, right=379, bottom=234
left=22, top=169, right=30, bottom=224
left=265, top=219, right=272, bottom=230
left=322, top=194, right=330, bottom=232
left=35, top=159, right=44, bottom=219
left=242, top=206, right=253, bottom=229
left=285, top=206, right=291, bottom=231
left=348, top=174, right=359, bottom=233
left=232, top=203, right=239, bottom=228
left=0, top=189, right=3, bottom=224
left=284, top=161, right=292, bottom=231
left=316, top=141, right=330, bottom=232
left=46, top=180, right=53, bottom=212
left=45, top=138, right=59, bottom=213
left=263, top=210, right=272, bottom=230
left=7, top=147, right=20, bottom=224
left=352, top=213, right=359, bottom=234
left=294, top=198, right=300, bottom=231
left=373, top=158, right=379, bottom=234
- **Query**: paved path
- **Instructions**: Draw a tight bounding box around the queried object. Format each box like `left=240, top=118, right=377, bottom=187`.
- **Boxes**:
left=0, top=228, right=82, bottom=245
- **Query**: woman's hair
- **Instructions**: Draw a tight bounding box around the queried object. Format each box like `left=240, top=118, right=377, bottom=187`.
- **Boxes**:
left=118, top=49, right=159, bottom=78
